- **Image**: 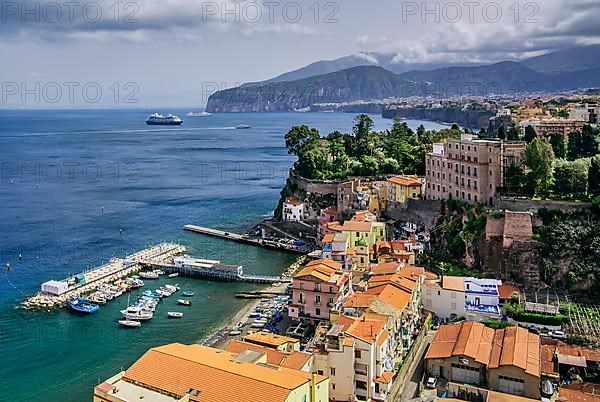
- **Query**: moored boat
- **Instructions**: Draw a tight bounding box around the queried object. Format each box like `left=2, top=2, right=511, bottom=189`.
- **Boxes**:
left=118, top=320, right=142, bottom=328
left=167, top=312, right=184, bottom=318
left=139, top=272, right=159, bottom=280
left=67, top=297, right=99, bottom=314
left=168, top=273, right=179, bottom=278
left=182, top=291, right=194, bottom=297
left=177, top=299, right=192, bottom=306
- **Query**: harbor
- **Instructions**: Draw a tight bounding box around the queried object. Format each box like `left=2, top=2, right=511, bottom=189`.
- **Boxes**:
left=183, top=224, right=313, bottom=254
left=22, top=243, right=187, bottom=310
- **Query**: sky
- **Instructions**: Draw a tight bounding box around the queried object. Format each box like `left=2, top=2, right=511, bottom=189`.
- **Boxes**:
left=1, top=0, right=600, bottom=108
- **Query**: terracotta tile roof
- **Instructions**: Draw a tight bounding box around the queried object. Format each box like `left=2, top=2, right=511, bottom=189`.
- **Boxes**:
left=375, top=371, right=395, bottom=384
left=343, top=293, right=376, bottom=308
left=442, top=276, right=465, bottom=292
left=498, top=284, right=519, bottom=300
left=225, top=340, right=286, bottom=365
left=279, top=351, right=312, bottom=371
left=340, top=221, right=373, bottom=232
left=285, top=196, right=303, bottom=206
left=322, top=206, right=338, bottom=215
left=371, top=262, right=401, bottom=275
left=488, top=326, right=540, bottom=377
left=243, top=332, right=299, bottom=348
left=365, top=283, right=412, bottom=312
left=390, top=240, right=410, bottom=251
left=387, top=175, right=422, bottom=187
left=376, top=240, right=391, bottom=250
left=351, top=210, right=376, bottom=222
left=343, top=337, right=356, bottom=347
left=424, top=271, right=439, bottom=280
left=398, top=266, right=425, bottom=280
left=123, top=343, right=312, bottom=402
left=560, top=387, right=600, bottom=402
left=322, top=233, right=336, bottom=243
left=295, top=259, right=342, bottom=282
left=345, top=317, right=387, bottom=344
left=540, top=345, right=558, bottom=376
left=95, top=382, right=116, bottom=394
left=376, top=329, right=390, bottom=347
left=557, top=344, right=600, bottom=362
left=426, top=322, right=494, bottom=365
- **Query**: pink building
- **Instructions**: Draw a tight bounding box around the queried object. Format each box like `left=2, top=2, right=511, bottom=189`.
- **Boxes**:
left=317, top=206, right=339, bottom=246
left=288, top=259, right=352, bottom=321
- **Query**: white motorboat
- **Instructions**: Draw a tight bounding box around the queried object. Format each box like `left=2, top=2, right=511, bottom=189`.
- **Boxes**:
left=153, top=270, right=166, bottom=276
left=250, top=322, right=265, bottom=328
left=177, top=299, right=192, bottom=306
left=139, top=272, right=159, bottom=280
left=168, top=273, right=179, bottom=278
left=120, top=306, right=154, bottom=321
left=229, top=330, right=242, bottom=336
left=167, top=312, right=184, bottom=318
left=119, top=320, right=142, bottom=328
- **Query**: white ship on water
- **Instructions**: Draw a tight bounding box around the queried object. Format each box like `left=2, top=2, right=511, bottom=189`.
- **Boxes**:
left=186, top=111, right=212, bottom=117
left=146, top=113, right=183, bottom=126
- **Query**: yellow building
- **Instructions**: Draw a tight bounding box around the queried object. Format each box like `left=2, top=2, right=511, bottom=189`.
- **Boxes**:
left=339, top=220, right=386, bottom=249
left=94, top=343, right=329, bottom=402
left=386, top=175, right=423, bottom=204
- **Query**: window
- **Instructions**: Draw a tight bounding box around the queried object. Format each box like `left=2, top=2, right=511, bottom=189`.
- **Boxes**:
left=329, top=286, right=333, bottom=293
left=356, top=232, right=359, bottom=237
left=355, top=349, right=362, bottom=359
left=451, top=292, right=456, bottom=299
left=451, top=302, right=457, bottom=310
left=332, top=383, right=335, bottom=390
left=316, top=308, right=321, bottom=316
left=330, top=368, right=336, bottom=376
left=315, top=295, right=321, bottom=304
left=437, top=290, right=441, bottom=296
left=300, top=283, right=304, bottom=290
left=317, top=370, right=324, bottom=375
left=315, top=283, right=321, bottom=291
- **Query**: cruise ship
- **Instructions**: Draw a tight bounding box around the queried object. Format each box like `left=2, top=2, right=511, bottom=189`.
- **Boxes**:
left=146, top=113, right=183, bottom=126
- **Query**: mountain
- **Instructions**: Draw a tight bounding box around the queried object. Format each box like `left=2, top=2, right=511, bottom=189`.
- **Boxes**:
left=521, top=45, right=600, bottom=73
left=243, top=53, right=475, bottom=87
left=206, top=46, right=600, bottom=113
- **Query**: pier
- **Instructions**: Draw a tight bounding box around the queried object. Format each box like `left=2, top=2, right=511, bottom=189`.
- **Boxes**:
left=182, top=224, right=311, bottom=254
left=142, top=255, right=291, bottom=284
left=23, top=243, right=186, bottom=310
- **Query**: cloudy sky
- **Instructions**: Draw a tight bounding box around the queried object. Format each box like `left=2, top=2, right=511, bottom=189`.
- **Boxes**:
left=1, top=0, right=599, bottom=107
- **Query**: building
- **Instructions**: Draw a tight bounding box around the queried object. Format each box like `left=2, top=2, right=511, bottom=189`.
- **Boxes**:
left=425, top=322, right=541, bottom=399
left=225, top=340, right=313, bottom=372
left=283, top=197, right=305, bottom=222
left=242, top=331, right=301, bottom=353
left=569, top=103, right=599, bottom=124
left=41, top=280, right=69, bottom=296
left=321, top=232, right=353, bottom=271
left=519, top=118, right=585, bottom=138
left=288, top=259, right=352, bottom=321
left=425, top=133, right=525, bottom=204
left=339, top=220, right=386, bottom=249
left=386, top=175, right=423, bottom=204
left=94, top=343, right=329, bottom=402
left=422, top=276, right=502, bottom=321
left=374, top=241, right=416, bottom=266
left=318, top=206, right=339, bottom=245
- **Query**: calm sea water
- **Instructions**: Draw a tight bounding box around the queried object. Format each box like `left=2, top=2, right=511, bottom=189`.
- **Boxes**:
left=0, top=109, right=447, bottom=401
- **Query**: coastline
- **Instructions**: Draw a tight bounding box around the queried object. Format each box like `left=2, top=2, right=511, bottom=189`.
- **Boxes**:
left=198, top=255, right=307, bottom=350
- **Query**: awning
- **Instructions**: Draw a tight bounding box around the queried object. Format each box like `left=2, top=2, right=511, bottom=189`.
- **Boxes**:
left=558, top=354, right=587, bottom=368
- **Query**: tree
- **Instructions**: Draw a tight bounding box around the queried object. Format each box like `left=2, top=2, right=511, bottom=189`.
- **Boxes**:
left=589, top=156, right=600, bottom=196
left=568, top=130, right=583, bottom=160
left=549, top=134, right=567, bottom=159
left=497, top=125, right=506, bottom=140
left=352, top=114, right=375, bottom=157
left=524, top=125, right=537, bottom=143
left=295, top=145, right=330, bottom=179
left=505, top=162, right=526, bottom=195
left=553, top=159, right=589, bottom=197
left=524, top=138, right=555, bottom=195
left=507, top=126, right=521, bottom=141
left=581, top=125, right=599, bottom=158
left=285, top=125, right=320, bottom=156
left=385, top=120, right=414, bottom=172
left=451, top=123, right=460, bottom=131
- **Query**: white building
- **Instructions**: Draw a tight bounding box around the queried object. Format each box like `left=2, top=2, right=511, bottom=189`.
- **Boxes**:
left=569, top=103, right=599, bottom=123
left=41, top=280, right=69, bottom=296
left=283, top=197, right=305, bottom=222
left=422, top=276, right=502, bottom=322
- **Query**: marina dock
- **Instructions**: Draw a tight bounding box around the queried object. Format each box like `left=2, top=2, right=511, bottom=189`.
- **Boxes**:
left=141, top=255, right=291, bottom=284
left=23, top=243, right=186, bottom=310
left=182, top=224, right=311, bottom=254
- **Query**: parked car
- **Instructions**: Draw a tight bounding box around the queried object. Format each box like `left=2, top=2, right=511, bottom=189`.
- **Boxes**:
left=426, top=377, right=438, bottom=389
left=550, top=330, right=567, bottom=340
left=528, top=325, right=539, bottom=334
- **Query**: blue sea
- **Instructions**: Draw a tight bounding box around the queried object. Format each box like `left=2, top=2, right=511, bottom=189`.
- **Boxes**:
left=0, top=109, right=447, bottom=401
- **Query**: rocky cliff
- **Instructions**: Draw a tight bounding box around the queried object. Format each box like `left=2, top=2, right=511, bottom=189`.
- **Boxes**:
left=382, top=107, right=495, bottom=130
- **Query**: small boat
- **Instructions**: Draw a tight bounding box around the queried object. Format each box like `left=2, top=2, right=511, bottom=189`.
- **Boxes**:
left=139, top=272, right=159, bottom=280
left=153, top=270, right=165, bottom=276
left=168, top=273, right=179, bottom=278
left=182, top=291, right=194, bottom=297
left=235, top=124, right=251, bottom=129
left=67, top=297, right=99, bottom=314
left=250, top=322, right=265, bottom=328
left=120, top=306, right=154, bottom=321
left=186, top=111, right=211, bottom=117
left=229, top=330, right=242, bottom=336
left=119, top=320, right=142, bottom=328
left=177, top=299, right=192, bottom=306
left=168, top=312, right=184, bottom=318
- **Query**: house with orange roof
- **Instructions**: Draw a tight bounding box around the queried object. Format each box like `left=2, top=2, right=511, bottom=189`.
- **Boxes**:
left=426, top=322, right=542, bottom=399
left=93, top=343, right=329, bottom=402
left=386, top=175, right=423, bottom=204
left=321, top=232, right=354, bottom=271
left=283, top=196, right=305, bottom=222
left=375, top=239, right=416, bottom=265
left=288, top=259, right=352, bottom=321
left=310, top=314, right=395, bottom=402
left=242, top=331, right=301, bottom=353
left=225, top=340, right=313, bottom=372
left=317, top=206, right=339, bottom=246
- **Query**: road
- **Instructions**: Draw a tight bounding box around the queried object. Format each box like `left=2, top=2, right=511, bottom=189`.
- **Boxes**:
left=397, top=331, right=435, bottom=401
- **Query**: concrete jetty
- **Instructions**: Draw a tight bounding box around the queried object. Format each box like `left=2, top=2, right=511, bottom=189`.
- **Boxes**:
left=182, top=224, right=310, bottom=254
left=23, top=243, right=186, bottom=310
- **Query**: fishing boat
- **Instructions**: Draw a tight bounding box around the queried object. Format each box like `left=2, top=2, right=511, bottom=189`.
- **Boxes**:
left=168, top=272, right=179, bottom=278
left=153, top=269, right=166, bottom=276
left=139, top=271, right=159, bottom=280
left=67, top=297, right=99, bottom=314
left=182, top=291, right=194, bottom=297
left=229, top=330, right=242, bottom=336
left=177, top=299, right=192, bottom=306
left=118, top=320, right=142, bottom=328
left=250, top=322, right=265, bottom=328
left=120, top=308, right=153, bottom=321
left=167, top=312, right=184, bottom=318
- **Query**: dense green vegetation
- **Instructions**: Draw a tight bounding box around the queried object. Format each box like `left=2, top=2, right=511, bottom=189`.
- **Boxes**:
left=481, top=320, right=513, bottom=330
left=284, top=114, right=461, bottom=180
left=506, top=125, right=600, bottom=200
left=504, top=302, right=569, bottom=326
left=538, top=209, right=600, bottom=292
